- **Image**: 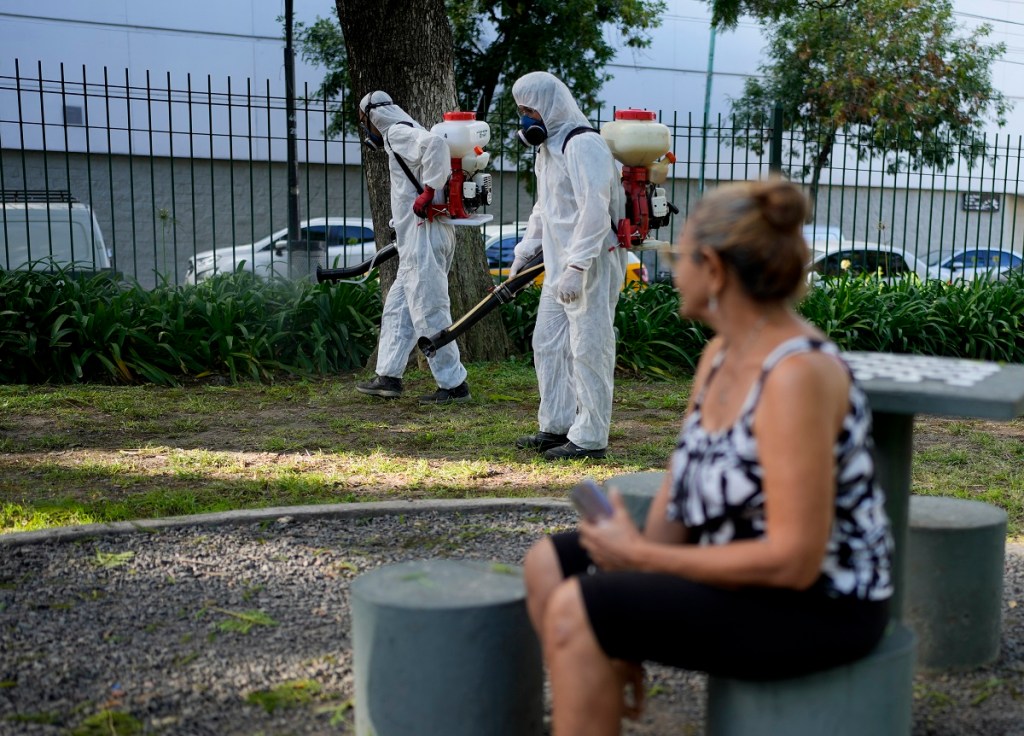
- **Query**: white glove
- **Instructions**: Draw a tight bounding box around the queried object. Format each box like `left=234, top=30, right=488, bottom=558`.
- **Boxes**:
left=509, top=241, right=541, bottom=279
left=556, top=266, right=585, bottom=304
left=509, top=255, right=530, bottom=279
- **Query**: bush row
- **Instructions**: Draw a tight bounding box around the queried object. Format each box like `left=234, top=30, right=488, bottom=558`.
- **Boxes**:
left=2, top=266, right=1022, bottom=385
left=0, top=267, right=382, bottom=385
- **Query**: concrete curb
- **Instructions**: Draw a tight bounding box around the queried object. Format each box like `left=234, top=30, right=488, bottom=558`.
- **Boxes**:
left=0, top=497, right=572, bottom=547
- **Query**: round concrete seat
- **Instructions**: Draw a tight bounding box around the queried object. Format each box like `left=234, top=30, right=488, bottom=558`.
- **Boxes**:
left=907, top=495, right=1007, bottom=670
left=603, top=470, right=663, bottom=529
left=706, top=623, right=916, bottom=736
left=351, top=559, right=543, bottom=736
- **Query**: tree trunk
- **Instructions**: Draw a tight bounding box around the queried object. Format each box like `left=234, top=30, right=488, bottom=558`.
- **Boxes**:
left=336, top=0, right=511, bottom=366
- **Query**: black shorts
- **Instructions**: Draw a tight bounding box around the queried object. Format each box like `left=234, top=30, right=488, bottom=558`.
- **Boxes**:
left=551, top=531, right=890, bottom=681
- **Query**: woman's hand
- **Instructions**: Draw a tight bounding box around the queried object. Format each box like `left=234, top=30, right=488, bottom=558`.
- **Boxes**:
left=579, top=489, right=643, bottom=571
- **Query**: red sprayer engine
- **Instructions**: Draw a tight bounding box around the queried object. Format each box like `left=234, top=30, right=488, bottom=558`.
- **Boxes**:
left=427, top=111, right=494, bottom=226
left=601, top=109, right=677, bottom=248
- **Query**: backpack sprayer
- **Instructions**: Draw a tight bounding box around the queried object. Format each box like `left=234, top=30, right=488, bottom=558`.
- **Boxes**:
left=318, top=111, right=495, bottom=283
left=601, top=109, right=678, bottom=249
left=425, top=111, right=494, bottom=226
left=416, top=108, right=679, bottom=357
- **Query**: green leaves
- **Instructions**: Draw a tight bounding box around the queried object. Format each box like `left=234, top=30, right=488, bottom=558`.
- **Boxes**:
left=731, top=0, right=1008, bottom=191
left=0, top=266, right=383, bottom=385
left=4, top=265, right=1023, bottom=386
left=613, top=283, right=710, bottom=378
left=798, top=273, right=1024, bottom=362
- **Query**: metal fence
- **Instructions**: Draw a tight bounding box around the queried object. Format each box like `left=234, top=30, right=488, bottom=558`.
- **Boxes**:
left=2, top=61, right=1022, bottom=288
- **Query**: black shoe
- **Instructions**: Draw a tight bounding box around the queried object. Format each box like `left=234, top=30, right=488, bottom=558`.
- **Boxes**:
left=419, top=381, right=472, bottom=404
left=543, top=441, right=607, bottom=460
left=515, top=431, right=570, bottom=452
left=356, top=375, right=403, bottom=398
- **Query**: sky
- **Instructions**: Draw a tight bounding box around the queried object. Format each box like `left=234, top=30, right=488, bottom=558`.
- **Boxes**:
left=0, top=0, right=1022, bottom=134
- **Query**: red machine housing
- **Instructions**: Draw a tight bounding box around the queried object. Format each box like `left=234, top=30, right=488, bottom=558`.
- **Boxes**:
left=608, top=109, right=676, bottom=248
left=427, top=111, right=492, bottom=222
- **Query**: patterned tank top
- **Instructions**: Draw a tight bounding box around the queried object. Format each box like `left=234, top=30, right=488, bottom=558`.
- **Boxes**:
left=666, top=336, right=893, bottom=601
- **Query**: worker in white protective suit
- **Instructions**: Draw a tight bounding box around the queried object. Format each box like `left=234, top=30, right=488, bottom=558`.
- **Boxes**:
left=510, top=72, right=627, bottom=459
left=354, top=91, right=471, bottom=404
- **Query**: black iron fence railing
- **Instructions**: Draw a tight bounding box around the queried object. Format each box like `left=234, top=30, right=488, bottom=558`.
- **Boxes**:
left=1, top=61, right=1021, bottom=288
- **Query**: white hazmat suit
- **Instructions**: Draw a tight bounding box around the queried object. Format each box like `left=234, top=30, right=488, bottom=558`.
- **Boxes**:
left=359, top=91, right=468, bottom=395
left=511, top=72, right=626, bottom=454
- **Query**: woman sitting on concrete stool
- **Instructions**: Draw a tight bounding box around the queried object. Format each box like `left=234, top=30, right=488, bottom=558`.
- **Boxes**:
left=522, top=177, right=894, bottom=735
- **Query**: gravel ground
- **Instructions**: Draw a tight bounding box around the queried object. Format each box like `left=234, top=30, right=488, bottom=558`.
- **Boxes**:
left=1, top=502, right=1022, bottom=736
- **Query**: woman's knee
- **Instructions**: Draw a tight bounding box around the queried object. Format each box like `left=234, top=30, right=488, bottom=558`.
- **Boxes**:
left=543, top=579, right=590, bottom=651
left=524, top=538, right=560, bottom=589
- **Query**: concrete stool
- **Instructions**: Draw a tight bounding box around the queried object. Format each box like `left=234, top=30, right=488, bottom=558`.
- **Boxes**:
left=906, top=495, right=1007, bottom=669
left=706, top=623, right=916, bottom=736
left=603, top=471, right=663, bottom=529
left=351, top=559, right=543, bottom=736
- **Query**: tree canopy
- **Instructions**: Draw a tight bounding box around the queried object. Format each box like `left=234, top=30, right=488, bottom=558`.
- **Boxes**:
left=296, top=0, right=665, bottom=131
left=729, top=0, right=1010, bottom=203
left=450, top=0, right=665, bottom=119
left=700, top=0, right=857, bottom=29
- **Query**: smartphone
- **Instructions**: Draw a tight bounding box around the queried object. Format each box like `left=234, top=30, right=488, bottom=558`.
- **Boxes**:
left=570, top=478, right=613, bottom=523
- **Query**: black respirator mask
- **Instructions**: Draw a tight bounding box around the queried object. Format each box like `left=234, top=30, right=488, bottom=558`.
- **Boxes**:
left=360, top=123, right=384, bottom=151
left=360, top=99, right=393, bottom=152
left=517, top=114, right=548, bottom=146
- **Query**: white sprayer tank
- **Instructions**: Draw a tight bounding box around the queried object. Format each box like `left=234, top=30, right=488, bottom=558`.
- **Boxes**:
left=601, top=110, right=671, bottom=167
left=431, top=111, right=491, bottom=158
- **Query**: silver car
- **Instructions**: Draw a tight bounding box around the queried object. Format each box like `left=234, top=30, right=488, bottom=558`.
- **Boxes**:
left=183, top=217, right=375, bottom=284
left=808, top=242, right=930, bottom=284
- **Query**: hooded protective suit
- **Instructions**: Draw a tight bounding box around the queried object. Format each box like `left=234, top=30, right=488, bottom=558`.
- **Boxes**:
left=511, top=72, right=627, bottom=450
left=359, top=91, right=467, bottom=390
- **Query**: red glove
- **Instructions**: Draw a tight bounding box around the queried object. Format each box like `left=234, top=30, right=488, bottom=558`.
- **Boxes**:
left=413, top=186, right=435, bottom=219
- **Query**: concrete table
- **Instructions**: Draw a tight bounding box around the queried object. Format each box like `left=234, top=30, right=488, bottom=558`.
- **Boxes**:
left=842, top=352, right=1024, bottom=620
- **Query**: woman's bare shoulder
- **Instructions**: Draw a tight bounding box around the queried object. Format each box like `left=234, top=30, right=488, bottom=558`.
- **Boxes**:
left=761, top=344, right=851, bottom=415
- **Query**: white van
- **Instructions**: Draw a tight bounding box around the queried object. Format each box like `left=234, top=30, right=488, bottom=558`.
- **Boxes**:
left=0, top=191, right=112, bottom=274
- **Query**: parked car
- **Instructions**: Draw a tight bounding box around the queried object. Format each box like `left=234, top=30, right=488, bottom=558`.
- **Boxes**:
left=998, top=261, right=1023, bottom=282
left=802, top=224, right=845, bottom=250
left=928, top=248, right=1024, bottom=283
left=808, top=242, right=929, bottom=284
left=1, top=190, right=112, bottom=275
left=183, top=217, right=376, bottom=284
left=483, top=221, right=649, bottom=286
left=632, top=222, right=845, bottom=285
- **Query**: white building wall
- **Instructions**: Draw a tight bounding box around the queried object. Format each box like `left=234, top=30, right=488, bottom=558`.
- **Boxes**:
left=1, top=0, right=1022, bottom=281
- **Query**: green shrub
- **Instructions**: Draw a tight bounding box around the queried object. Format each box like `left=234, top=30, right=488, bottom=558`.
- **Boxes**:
left=499, top=284, right=540, bottom=355
left=496, top=275, right=1024, bottom=379
left=614, top=283, right=710, bottom=378
left=799, top=274, right=1024, bottom=362
left=3, top=265, right=1021, bottom=386
left=0, top=266, right=383, bottom=385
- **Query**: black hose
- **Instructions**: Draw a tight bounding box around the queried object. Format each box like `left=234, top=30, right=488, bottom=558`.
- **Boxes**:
left=418, top=250, right=545, bottom=358
left=315, top=242, right=399, bottom=282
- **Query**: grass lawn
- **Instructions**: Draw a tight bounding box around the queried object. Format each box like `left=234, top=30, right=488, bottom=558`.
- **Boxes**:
left=1, top=360, right=1021, bottom=537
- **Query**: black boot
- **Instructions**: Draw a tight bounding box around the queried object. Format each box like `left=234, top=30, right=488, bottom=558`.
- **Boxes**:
left=544, top=441, right=607, bottom=460
left=419, top=381, right=472, bottom=404
left=356, top=375, right=403, bottom=398
left=515, top=431, right=570, bottom=452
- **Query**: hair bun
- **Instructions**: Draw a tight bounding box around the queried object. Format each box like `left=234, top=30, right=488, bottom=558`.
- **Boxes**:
left=753, top=180, right=807, bottom=232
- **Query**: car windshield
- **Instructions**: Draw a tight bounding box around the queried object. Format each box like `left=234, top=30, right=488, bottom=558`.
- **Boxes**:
left=802, top=225, right=843, bottom=244
left=944, top=250, right=1021, bottom=269
left=486, top=236, right=519, bottom=268
left=814, top=249, right=909, bottom=277
left=303, top=225, right=374, bottom=246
